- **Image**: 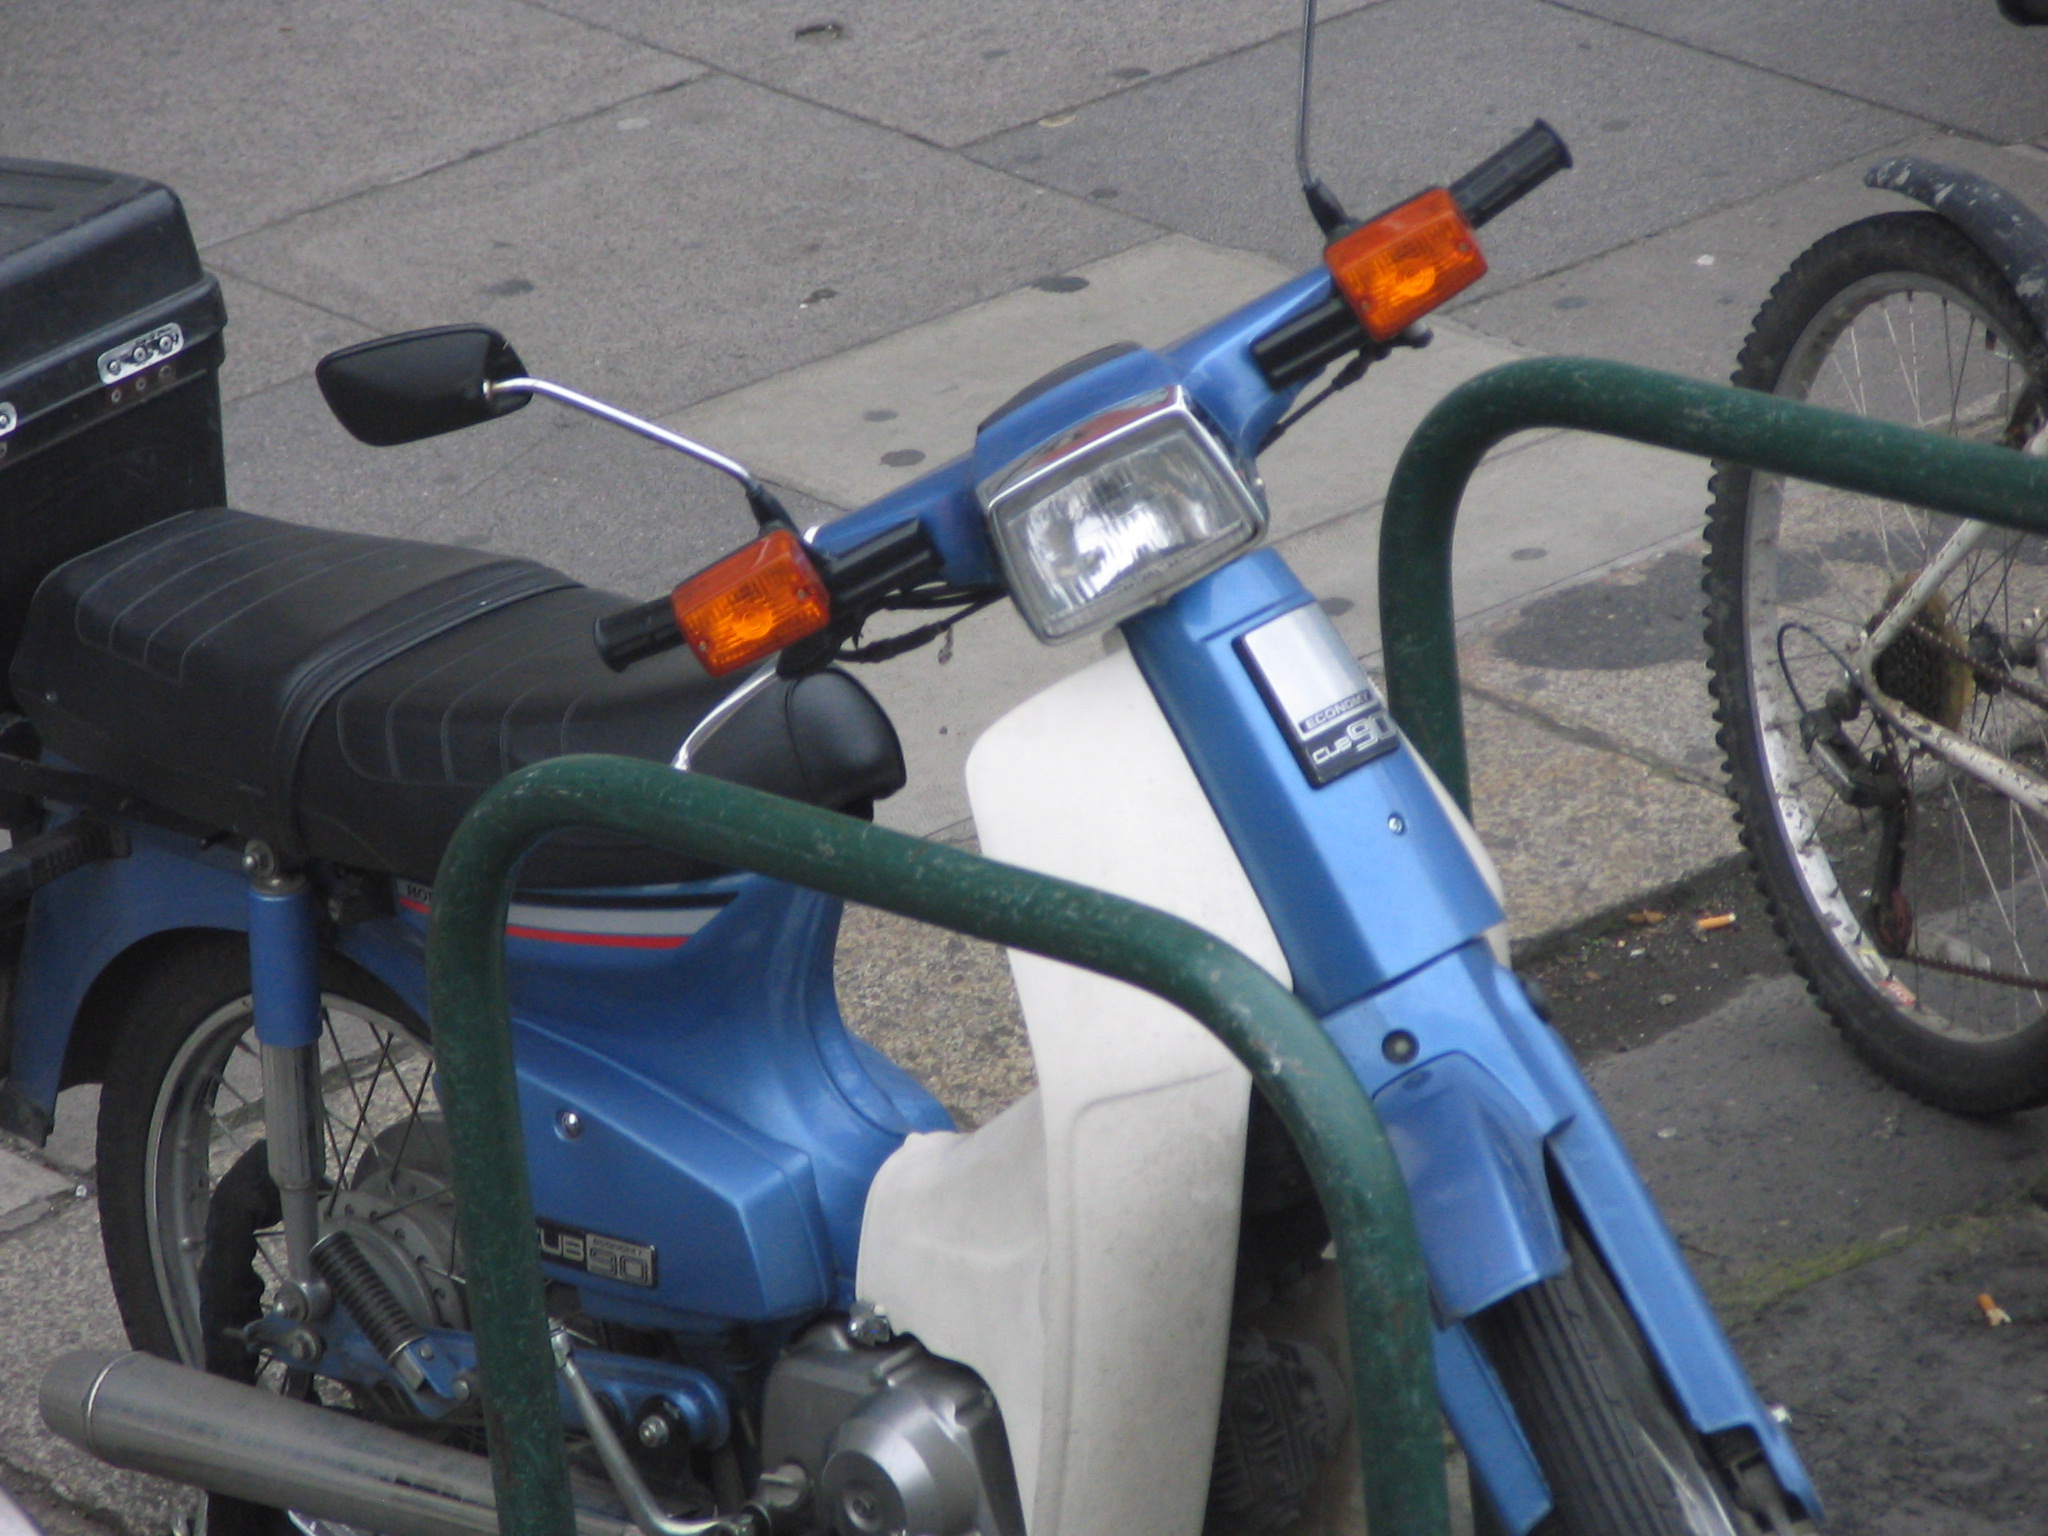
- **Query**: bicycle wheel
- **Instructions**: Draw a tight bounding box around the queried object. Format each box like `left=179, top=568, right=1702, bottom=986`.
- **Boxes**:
left=1703, top=211, right=2048, bottom=1114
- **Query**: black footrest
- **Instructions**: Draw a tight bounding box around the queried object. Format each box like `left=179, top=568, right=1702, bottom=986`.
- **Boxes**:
left=0, top=817, right=129, bottom=906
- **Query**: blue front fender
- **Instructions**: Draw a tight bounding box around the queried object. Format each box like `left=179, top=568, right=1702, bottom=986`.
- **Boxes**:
left=1373, top=1049, right=1567, bottom=1321
left=1370, top=1047, right=1566, bottom=1534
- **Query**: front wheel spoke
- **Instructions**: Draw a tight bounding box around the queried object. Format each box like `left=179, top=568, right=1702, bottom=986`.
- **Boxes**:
left=324, top=1010, right=381, bottom=1178
left=140, top=983, right=436, bottom=1373
left=385, top=1055, right=436, bottom=1177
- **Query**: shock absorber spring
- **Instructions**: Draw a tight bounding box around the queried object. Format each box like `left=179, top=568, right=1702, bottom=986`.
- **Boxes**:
left=312, top=1230, right=425, bottom=1366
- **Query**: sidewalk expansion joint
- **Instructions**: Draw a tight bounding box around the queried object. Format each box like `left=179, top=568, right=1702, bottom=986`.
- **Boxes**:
left=512, top=1, right=968, bottom=160
left=0, top=1456, right=135, bottom=1536
left=1446, top=125, right=1936, bottom=324
left=1462, top=677, right=1726, bottom=799
left=525, top=0, right=1188, bottom=240
left=1713, top=1227, right=1921, bottom=1327
left=0, top=1184, right=93, bottom=1242
left=1268, top=424, right=1573, bottom=559
left=953, top=9, right=1378, bottom=156
left=1528, top=0, right=1969, bottom=139
left=198, top=75, right=715, bottom=255
left=923, top=815, right=980, bottom=849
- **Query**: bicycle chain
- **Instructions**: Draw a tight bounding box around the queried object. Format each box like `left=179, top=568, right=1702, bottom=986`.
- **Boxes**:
left=1902, top=616, right=2048, bottom=715
left=1884, top=945, right=2048, bottom=993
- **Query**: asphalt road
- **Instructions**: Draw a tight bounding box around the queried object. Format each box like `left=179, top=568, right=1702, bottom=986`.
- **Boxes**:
left=7, top=3, right=2048, bottom=1533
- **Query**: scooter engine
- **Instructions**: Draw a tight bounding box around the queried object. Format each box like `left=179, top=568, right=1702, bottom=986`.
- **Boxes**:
left=758, top=1319, right=1025, bottom=1536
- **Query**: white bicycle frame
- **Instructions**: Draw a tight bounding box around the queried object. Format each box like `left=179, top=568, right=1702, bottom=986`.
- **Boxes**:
left=1847, top=503, right=2048, bottom=821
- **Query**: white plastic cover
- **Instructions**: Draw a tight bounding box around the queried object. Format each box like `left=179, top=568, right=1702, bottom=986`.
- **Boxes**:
left=856, top=649, right=1290, bottom=1536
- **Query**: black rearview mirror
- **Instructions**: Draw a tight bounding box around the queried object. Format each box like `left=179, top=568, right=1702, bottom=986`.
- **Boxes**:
left=315, top=325, right=530, bottom=446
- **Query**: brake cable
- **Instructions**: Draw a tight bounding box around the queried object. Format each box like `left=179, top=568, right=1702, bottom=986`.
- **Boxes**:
left=836, top=592, right=1000, bottom=665
left=1259, top=353, right=1369, bottom=452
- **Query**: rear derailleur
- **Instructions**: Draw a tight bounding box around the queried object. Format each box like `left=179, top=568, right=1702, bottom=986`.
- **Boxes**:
left=1798, top=685, right=1905, bottom=813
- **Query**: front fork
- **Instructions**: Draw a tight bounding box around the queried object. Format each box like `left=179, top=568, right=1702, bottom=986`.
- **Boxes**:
left=244, top=855, right=460, bottom=1401
left=246, top=848, right=326, bottom=1285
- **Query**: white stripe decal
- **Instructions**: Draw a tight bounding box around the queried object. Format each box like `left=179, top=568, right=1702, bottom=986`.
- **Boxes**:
left=394, top=879, right=726, bottom=940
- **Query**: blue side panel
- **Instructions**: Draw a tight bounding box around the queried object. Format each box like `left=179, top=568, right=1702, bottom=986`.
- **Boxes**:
left=10, top=824, right=248, bottom=1109
left=13, top=815, right=938, bottom=1330
left=341, top=874, right=951, bottom=1326
left=847, top=1036, right=949, bottom=1131
left=1373, top=1053, right=1564, bottom=1321
left=512, top=1019, right=836, bottom=1321
left=1126, top=556, right=1502, bottom=1011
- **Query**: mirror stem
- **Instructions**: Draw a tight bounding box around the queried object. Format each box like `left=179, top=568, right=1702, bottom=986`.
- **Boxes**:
left=485, top=377, right=788, bottom=526
left=1294, top=0, right=1350, bottom=237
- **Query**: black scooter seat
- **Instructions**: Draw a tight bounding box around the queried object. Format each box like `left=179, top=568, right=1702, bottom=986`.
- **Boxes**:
left=9, top=508, right=905, bottom=886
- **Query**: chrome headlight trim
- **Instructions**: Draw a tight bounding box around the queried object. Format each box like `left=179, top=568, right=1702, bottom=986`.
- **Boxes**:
left=976, top=385, right=1268, bottom=643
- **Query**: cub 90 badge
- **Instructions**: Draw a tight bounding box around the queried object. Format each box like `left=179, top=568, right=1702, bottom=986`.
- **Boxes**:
left=1238, top=602, right=1398, bottom=787
left=538, top=1217, right=658, bottom=1288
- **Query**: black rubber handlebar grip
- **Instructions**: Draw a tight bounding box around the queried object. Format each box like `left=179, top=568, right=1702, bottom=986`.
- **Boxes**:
left=1449, top=120, right=1573, bottom=230
left=594, top=595, right=683, bottom=672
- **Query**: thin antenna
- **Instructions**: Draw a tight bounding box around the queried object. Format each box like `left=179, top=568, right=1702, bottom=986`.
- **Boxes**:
left=1294, top=0, right=1350, bottom=236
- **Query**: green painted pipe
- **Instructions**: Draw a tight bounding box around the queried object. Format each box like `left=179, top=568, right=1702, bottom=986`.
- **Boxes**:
left=1379, top=356, right=2048, bottom=813
left=426, top=754, right=1447, bottom=1536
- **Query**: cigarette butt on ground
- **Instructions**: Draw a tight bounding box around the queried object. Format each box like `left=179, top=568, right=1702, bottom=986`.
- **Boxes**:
left=1979, top=1292, right=2013, bottom=1327
left=1626, top=909, right=1667, bottom=926
left=1694, top=913, right=1737, bottom=934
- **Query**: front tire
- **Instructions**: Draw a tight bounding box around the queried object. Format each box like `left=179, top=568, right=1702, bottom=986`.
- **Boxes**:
left=1474, top=1225, right=1771, bottom=1536
left=95, top=935, right=437, bottom=1535
left=1702, top=211, right=2048, bottom=1114
left=97, top=936, right=433, bottom=1364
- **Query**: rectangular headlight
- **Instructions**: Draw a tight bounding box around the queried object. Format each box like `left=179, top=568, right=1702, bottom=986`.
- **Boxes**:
left=977, top=385, right=1268, bottom=642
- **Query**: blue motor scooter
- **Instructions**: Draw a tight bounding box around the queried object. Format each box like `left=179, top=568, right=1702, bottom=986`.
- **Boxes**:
left=7, top=51, right=1812, bottom=1536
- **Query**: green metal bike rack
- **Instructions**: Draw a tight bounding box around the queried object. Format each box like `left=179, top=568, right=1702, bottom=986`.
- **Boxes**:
left=425, top=754, right=1448, bottom=1536
left=1381, top=356, right=2048, bottom=814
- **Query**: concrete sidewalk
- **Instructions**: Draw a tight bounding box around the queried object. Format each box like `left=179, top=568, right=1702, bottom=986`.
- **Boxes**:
left=7, top=1, right=2048, bottom=1530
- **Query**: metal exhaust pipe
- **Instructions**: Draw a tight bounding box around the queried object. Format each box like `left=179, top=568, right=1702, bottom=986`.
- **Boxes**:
left=41, top=1350, right=633, bottom=1536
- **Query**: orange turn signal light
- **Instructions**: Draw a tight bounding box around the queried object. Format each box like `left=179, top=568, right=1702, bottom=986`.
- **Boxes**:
left=1325, top=187, right=1487, bottom=343
left=671, top=528, right=831, bottom=676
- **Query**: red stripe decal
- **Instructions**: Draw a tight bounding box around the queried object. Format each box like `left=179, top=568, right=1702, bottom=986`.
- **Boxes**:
left=398, top=896, right=690, bottom=949
left=504, top=924, right=688, bottom=951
